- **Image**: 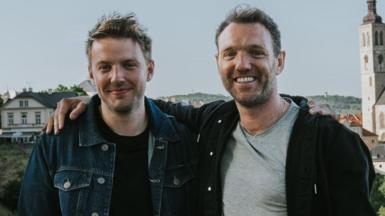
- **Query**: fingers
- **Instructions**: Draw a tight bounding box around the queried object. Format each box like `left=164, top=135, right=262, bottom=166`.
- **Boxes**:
left=54, top=98, right=77, bottom=134
left=45, top=115, right=54, bottom=134
left=309, top=103, right=338, bottom=119
left=69, top=102, right=87, bottom=120
left=307, top=100, right=316, bottom=108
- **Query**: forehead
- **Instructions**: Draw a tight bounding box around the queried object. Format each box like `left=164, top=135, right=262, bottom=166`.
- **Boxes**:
left=90, top=37, right=145, bottom=62
left=217, top=22, right=273, bottom=52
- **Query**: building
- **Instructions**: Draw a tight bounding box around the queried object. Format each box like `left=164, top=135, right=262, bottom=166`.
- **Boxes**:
left=339, top=113, right=378, bottom=149
left=0, top=90, right=77, bottom=143
left=359, top=0, right=385, bottom=141
left=371, top=144, right=385, bottom=174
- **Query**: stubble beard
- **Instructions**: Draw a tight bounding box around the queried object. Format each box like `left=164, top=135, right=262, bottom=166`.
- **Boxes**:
left=227, top=65, right=277, bottom=108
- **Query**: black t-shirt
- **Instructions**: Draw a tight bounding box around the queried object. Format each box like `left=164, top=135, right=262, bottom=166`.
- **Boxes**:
left=96, top=108, right=153, bottom=216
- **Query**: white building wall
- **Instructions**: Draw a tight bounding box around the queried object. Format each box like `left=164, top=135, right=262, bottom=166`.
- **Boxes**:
left=1, top=98, right=52, bottom=133
left=375, top=105, right=385, bottom=141
left=360, top=23, right=385, bottom=133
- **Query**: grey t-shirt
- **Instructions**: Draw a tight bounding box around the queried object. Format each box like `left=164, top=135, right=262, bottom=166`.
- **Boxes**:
left=221, top=101, right=299, bottom=216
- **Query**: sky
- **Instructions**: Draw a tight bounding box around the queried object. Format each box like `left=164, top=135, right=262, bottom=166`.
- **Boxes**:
left=0, top=0, right=379, bottom=98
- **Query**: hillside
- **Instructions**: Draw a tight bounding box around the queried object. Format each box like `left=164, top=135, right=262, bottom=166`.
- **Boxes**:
left=159, top=93, right=361, bottom=114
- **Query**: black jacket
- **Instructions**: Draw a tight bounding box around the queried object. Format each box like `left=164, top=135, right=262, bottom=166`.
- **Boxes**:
left=156, top=99, right=376, bottom=216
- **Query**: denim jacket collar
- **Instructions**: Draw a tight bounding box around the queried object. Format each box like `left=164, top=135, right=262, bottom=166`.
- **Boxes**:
left=78, top=95, right=180, bottom=147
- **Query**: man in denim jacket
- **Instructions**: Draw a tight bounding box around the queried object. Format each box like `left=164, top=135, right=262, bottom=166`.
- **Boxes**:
left=18, top=14, right=196, bottom=216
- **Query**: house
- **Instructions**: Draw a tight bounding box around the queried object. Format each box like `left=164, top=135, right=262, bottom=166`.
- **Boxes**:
left=339, top=113, right=378, bottom=150
left=371, top=144, right=385, bottom=174
left=0, top=90, right=77, bottom=143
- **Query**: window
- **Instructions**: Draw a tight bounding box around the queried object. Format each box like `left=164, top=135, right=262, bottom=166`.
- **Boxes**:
left=364, top=55, right=369, bottom=70
left=381, top=31, right=384, bottom=45
left=35, top=112, right=41, bottom=124
left=369, top=77, right=372, bottom=87
left=7, top=113, right=14, bottom=125
left=380, top=112, right=385, bottom=129
left=362, top=33, right=366, bottom=47
left=367, top=32, right=370, bottom=46
left=21, top=112, right=28, bottom=124
left=379, top=54, right=384, bottom=64
left=375, top=31, right=379, bottom=45
left=19, top=100, right=29, bottom=108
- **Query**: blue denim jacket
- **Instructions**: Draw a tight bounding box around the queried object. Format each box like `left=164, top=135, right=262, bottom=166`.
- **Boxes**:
left=18, top=96, right=197, bottom=216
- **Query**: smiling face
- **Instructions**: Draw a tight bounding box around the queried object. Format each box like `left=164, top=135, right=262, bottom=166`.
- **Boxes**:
left=216, top=22, right=285, bottom=108
left=89, top=37, right=154, bottom=114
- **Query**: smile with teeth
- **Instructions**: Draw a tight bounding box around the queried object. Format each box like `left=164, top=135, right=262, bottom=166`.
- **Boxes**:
left=235, top=76, right=256, bottom=83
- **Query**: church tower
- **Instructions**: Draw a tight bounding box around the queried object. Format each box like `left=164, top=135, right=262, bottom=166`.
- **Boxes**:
left=360, top=0, right=385, bottom=133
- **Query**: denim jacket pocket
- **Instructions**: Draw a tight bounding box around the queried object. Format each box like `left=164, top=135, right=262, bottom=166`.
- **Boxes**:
left=164, top=164, right=194, bottom=188
left=54, top=170, right=92, bottom=216
left=163, top=165, right=194, bottom=216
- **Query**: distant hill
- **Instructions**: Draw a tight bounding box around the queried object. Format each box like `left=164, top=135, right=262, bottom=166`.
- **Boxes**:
left=158, top=92, right=231, bottom=104
left=158, top=93, right=361, bottom=114
left=307, top=95, right=361, bottom=114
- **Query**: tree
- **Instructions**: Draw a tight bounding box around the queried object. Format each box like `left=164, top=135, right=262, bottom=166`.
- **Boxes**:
left=371, top=175, right=385, bottom=214
left=53, top=84, right=87, bottom=96
left=379, top=206, right=385, bottom=216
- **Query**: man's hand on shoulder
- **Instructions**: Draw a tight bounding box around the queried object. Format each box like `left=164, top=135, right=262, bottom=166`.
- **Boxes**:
left=45, top=96, right=90, bottom=135
left=308, top=100, right=337, bottom=120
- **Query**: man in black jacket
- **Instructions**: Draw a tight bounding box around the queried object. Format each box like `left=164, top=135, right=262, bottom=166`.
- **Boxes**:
left=49, top=6, right=375, bottom=216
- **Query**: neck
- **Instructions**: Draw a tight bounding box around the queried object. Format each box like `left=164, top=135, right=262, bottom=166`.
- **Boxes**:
left=236, top=90, right=289, bottom=135
left=100, top=99, right=148, bottom=136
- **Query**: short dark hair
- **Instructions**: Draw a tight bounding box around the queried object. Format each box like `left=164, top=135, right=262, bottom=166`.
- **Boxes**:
left=215, top=6, right=281, bottom=57
left=86, top=13, right=152, bottom=63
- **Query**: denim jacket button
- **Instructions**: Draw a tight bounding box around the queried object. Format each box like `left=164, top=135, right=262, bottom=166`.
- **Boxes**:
left=101, top=144, right=109, bottom=151
left=63, top=180, right=71, bottom=189
left=173, top=176, right=180, bottom=186
left=207, top=186, right=212, bottom=191
left=91, top=212, right=99, bottom=216
left=209, top=151, right=214, bottom=156
left=97, top=177, right=105, bottom=184
left=149, top=178, right=161, bottom=183
left=156, top=145, right=165, bottom=150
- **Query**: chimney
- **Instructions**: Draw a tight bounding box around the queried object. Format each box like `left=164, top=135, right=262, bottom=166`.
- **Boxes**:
left=28, top=87, right=32, bottom=92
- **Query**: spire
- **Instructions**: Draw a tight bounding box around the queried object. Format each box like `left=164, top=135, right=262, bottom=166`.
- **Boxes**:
left=363, top=0, right=382, bottom=24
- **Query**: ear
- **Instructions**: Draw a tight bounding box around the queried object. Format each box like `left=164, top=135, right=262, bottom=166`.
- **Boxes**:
left=275, top=51, right=286, bottom=75
left=88, top=65, right=95, bottom=84
left=215, top=53, right=219, bottom=69
left=146, top=60, right=155, bottom=82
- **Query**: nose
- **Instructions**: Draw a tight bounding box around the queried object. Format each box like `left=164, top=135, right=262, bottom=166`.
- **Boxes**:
left=111, top=65, right=125, bottom=82
left=235, top=53, right=252, bottom=72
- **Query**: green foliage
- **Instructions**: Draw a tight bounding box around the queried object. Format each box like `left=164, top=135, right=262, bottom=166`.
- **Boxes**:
left=379, top=206, right=385, bottom=216
left=0, top=177, right=21, bottom=211
left=371, top=175, right=385, bottom=214
left=0, top=203, right=13, bottom=216
left=53, top=84, right=87, bottom=96
left=0, top=143, right=30, bottom=213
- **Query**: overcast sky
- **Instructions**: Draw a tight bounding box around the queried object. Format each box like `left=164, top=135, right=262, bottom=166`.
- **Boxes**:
left=0, top=0, right=379, bottom=97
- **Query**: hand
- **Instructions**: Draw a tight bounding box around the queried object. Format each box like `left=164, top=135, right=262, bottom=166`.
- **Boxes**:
left=45, top=96, right=90, bottom=134
left=308, top=100, right=338, bottom=120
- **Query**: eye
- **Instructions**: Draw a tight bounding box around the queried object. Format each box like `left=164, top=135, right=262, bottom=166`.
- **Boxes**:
left=222, top=49, right=237, bottom=60
left=249, top=48, right=267, bottom=58
left=98, top=64, right=112, bottom=73
left=123, top=62, right=137, bottom=70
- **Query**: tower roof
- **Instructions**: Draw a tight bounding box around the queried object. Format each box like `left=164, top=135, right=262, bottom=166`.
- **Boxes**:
left=363, top=0, right=382, bottom=24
